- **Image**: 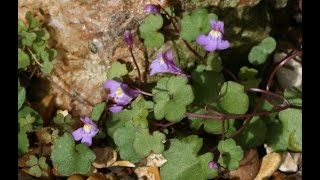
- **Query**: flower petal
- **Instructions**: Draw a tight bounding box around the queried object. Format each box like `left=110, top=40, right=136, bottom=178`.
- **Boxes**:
left=205, top=39, right=218, bottom=52
left=196, top=35, right=209, bottom=46
left=218, top=40, right=230, bottom=50
left=81, top=135, right=92, bottom=146
left=72, top=128, right=84, bottom=141
left=215, top=21, right=224, bottom=33
left=121, top=84, right=140, bottom=98
left=109, top=105, right=124, bottom=113
left=163, top=49, right=174, bottom=63
left=104, top=80, right=121, bottom=97
left=210, top=20, right=218, bottom=30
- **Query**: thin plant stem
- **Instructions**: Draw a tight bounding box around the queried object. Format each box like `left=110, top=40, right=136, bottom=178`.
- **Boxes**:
left=27, top=47, right=43, bottom=67
left=129, top=49, right=143, bottom=83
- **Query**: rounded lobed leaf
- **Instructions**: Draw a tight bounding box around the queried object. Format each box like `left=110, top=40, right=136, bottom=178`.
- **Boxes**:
left=218, top=81, right=249, bottom=114
left=217, top=138, right=244, bottom=170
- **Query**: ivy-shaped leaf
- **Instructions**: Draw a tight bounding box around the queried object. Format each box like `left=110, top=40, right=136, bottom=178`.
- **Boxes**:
left=139, top=14, right=164, bottom=48
left=218, top=81, right=249, bottom=114
left=18, top=106, right=43, bottom=128
left=235, top=116, right=267, bottom=150
left=21, top=31, right=37, bottom=46
left=28, top=165, right=42, bottom=177
left=160, top=135, right=217, bottom=180
left=238, top=66, right=261, bottom=89
left=18, top=131, right=29, bottom=154
left=217, top=138, right=244, bottom=170
left=18, top=86, right=26, bottom=110
left=266, top=108, right=302, bottom=152
left=248, top=37, right=276, bottom=65
left=152, top=76, right=194, bottom=122
left=113, top=122, right=165, bottom=163
left=40, top=61, right=53, bottom=74
left=90, top=102, right=106, bottom=121
left=106, top=95, right=154, bottom=138
left=51, top=133, right=96, bottom=176
left=133, top=130, right=166, bottom=157
left=26, top=155, right=38, bottom=167
left=191, top=66, right=224, bottom=104
left=26, top=11, right=40, bottom=30
left=106, top=61, right=128, bottom=80
left=180, top=9, right=218, bottom=42
left=18, top=49, right=30, bottom=69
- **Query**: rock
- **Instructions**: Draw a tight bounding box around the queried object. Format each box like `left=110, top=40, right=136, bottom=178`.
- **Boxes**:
left=279, top=152, right=298, bottom=173
left=146, top=153, right=167, bottom=167
left=274, top=52, right=302, bottom=90
left=229, top=148, right=260, bottom=180
left=67, top=174, right=86, bottom=180
left=87, top=173, right=108, bottom=180
left=254, top=152, right=282, bottom=180
left=271, top=171, right=287, bottom=180
left=18, top=0, right=158, bottom=117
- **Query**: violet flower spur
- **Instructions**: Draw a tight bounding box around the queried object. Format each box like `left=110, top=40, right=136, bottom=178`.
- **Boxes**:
left=144, top=4, right=160, bottom=14
left=208, top=160, right=219, bottom=169
left=149, top=49, right=184, bottom=76
left=104, top=80, right=140, bottom=112
left=123, top=30, right=133, bottom=50
left=72, top=117, right=99, bottom=146
left=196, top=20, right=230, bottom=52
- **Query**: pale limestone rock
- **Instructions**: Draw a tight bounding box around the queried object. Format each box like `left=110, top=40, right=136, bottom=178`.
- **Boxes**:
left=279, top=152, right=298, bottom=173
left=254, top=152, right=282, bottom=180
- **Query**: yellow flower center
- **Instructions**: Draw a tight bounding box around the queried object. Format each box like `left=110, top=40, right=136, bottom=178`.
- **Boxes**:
left=159, top=57, right=165, bottom=64
left=115, top=87, right=124, bottom=97
left=209, top=30, right=221, bottom=38
left=83, top=124, right=92, bottom=133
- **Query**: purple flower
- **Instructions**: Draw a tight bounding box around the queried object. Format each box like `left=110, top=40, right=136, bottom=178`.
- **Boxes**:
left=149, top=49, right=184, bottom=76
left=72, top=117, right=99, bottom=146
left=196, top=20, right=230, bottom=52
left=124, top=30, right=133, bottom=50
left=104, top=80, right=140, bottom=112
left=144, top=4, right=160, bottom=14
left=208, top=160, right=219, bottom=169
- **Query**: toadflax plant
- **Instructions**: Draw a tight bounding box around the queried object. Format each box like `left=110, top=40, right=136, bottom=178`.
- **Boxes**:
left=18, top=3, right=302, bottom=179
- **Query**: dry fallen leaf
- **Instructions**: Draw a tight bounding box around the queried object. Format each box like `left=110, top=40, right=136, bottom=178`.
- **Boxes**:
left=254, top=152, right=282, bottom=180
left=229, top=148, right=260, bottom=180
left=111, top=161, right=135, bottom=167
left=67, top=174, right=86, bottom=180
left=87, top=173, right=107, bottom=180
left=134, top=166, right=161, bottom=180
left=92, top=147, right=117, bottom=169
left=146, top=153, right=167, bottom=167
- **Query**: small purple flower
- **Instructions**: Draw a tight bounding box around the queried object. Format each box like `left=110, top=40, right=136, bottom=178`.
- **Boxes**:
left=149, top=49, right=184, bottom=76
left=72, top=117, right=99, bottom=146
left=104, top=80, right=140, bottom=112
left=124, top=30, right=133, bottom=50
left=208, top=160, right=219, bottom=169
left=196, top=20, right=230, bottom=52
left=144, top=4, right=160, bottom=14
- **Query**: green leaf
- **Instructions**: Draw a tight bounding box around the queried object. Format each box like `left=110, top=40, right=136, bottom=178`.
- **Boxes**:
left=26, top=11, right=40, bottom=29
left=18, top=131, right=29, bottom=154
left=218, top=81, right=249, bottom=114
left=238, top=66, right=258, bottom=80
left=205, top=54, right=223, bottom=72
left=152, top=76, right=194, bottom=122
left=18, top=49, right=30, bottom=69
left=113, top=123, right=144, bottom=163
left=204, top=119, right=235, bottom=135
left=107, top=96, right=154, bottom=137
left=40, top=50, right=49, bottom=62
left=90, top=102, right=106, bottom=121
left=47, top=48, right=58, bottom=60
left=32, top=40, right=47, bottom=56
left=266, top=108, right=302, bottom=152
left=51, top=133, right=96, bottom=176
left=19, top=114, right=36, bottom=132
left=284, top=88, right=302, bottom=106
left=248, top=37, right=276, bottom=65
left=18, top=86, right=26, bottom=110
left=260, top=37, right=277, bottom=54
left=139, top=14, right=163, bottom=35
left=21, top=31, right=37, bottom=46
left=160, top=135, right=217, bottom=180
left=133, top=130, right=166, bottom=157
left=28, top=165, right=42, bottom=177
left=26, top=155, right=38, bottom=167
left=217, top=139, right=244, bottom=170
left=18, top=20, right=27, bottom=34
left=141, top=31, right=164, bottom=48
left=235, top=117, right=267, bottom=150
left=192, top=68, right=224, bottom=104
left=139, top=14, right=164, bottom=48
left=180, top=9, right=218, bottom=42
left=40, top=61, right=53, bottom=74
left=132, top=108, right=149, bottom=129
left=38, top=157, right=48, bottom=169
left=106, top=61, right=128, bottom=80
